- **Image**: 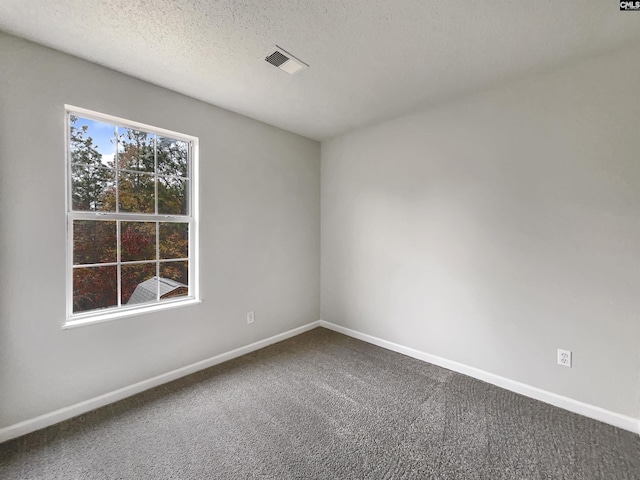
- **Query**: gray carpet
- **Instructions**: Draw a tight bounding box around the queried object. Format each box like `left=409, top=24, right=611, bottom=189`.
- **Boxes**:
left=1, top=328, right=639, bottom=479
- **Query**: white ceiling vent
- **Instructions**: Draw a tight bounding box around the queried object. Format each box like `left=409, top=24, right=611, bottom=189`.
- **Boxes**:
left=264, top=46, right=309, bottom=75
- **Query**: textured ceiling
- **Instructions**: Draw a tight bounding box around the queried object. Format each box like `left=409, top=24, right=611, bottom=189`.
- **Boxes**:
left=1, top=1, right=639, bottom=140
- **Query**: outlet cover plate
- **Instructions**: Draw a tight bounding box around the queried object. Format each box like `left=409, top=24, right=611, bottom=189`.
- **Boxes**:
left=557, top=348, right=572, bottom=368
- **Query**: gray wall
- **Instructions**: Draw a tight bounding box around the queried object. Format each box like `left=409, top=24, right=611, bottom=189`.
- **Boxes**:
left=321, top=45, right=640, bottom=419
left=0, top=33, right=320, bottom=429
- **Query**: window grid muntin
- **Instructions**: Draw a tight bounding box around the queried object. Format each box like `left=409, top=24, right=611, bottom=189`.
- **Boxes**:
left=155, top=219, right=160, bottom=302
left=69, top=215, right=193, bottom=314
left=69, top=113, right=192, bottom=217
left=67, top=108, right=196, bottom=321
left=71, top=258, right=189, bottom=269
left=69, top=165, right=190, bottom=181
left=116, top=214, right=122, bottom=307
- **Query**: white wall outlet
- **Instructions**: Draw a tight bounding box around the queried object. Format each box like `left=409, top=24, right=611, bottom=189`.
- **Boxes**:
left=246, top=311, right=255, bottom=324
left=557, top=348, right=572, bottom=368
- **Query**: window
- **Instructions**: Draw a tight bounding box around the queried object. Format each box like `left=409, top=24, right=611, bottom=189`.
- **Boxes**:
left=65, top=106, right=198, bottom=327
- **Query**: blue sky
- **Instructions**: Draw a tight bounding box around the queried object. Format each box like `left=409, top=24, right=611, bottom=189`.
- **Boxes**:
left=75, top=117, right=117, bottom=157
left=73, top=116, right=184, bottom=167
left=75, top=117, right=156, bottom=167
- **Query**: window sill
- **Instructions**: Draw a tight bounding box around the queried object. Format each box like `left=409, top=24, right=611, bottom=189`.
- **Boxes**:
left=63, top=298, right=202, bottom=329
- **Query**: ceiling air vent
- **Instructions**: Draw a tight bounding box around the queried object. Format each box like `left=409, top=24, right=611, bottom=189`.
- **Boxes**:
left=263, top=46, right=308, bottom=75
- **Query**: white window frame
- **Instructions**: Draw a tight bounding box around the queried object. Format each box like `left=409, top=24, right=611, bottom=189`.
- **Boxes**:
left=64, top=105, right=200, bottom=328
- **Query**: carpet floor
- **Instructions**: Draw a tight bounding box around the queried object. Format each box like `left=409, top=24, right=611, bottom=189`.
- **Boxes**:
left=1, top=327, right=639, bottom=479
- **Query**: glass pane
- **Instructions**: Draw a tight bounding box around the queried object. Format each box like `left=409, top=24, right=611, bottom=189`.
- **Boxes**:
left=122, top=263, right=157, bottom=305
left=73, top=220, right=117, bottom=264
left=71, top=164, right=116, bottom=212
left=73, top=266, right=117, bottom=313
left=158, top=177, right=187, bottom=215
left=69, top=115, right=117, bottom=168
left=157, top=137, right=188, bottom=177
left=118, top=128, right=155, bottom=172
left=118, top=171, right=155, bottom=213
left=159, top=261, right=188, bottom=300
left=159, top=223, right=188, bottom=259
left=121, top=222, right=156, bottom=262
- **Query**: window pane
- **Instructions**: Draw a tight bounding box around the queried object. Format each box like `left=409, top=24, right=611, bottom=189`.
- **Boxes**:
left=70, top=116, right=117, bottom=168
left=73, top=266, right=117, bottom=313
left=118, top=171, right=155, bottom=213
left=160, top=261, right=188, bottom=300
left=122, top=263, right=157, bottom=305
left=68, top=110, right=196, bottom=320
left=157, top=137, right=188, bottom=177
left=159, top=223, right=188, bottom=259
left=73, top=220, right=117, bottom=264
left=158, top=177, right=187, bottom=215
left=71, top=165, right=116, bottom=212
left=118, top=128, right=155, bottom=172
left=121, top=222, right=156, bottom=262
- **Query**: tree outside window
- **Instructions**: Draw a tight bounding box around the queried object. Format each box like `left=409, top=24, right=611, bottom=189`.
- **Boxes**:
left=67, top=109, right=197, bottom=322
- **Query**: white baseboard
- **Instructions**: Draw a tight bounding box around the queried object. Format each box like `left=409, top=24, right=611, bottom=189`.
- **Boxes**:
left=3, top=319, right=637, bottom=443
left=319, top=320, right=640, bottom=435
left=0, top=321, right=321, bottom=444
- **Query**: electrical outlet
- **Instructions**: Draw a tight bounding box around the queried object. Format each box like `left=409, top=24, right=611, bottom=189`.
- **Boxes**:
left=246, top=311, right=255, bottom=325
left=557, top=349, right=572, bottom=368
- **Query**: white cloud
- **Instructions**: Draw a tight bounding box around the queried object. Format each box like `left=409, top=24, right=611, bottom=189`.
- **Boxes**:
left=101, top=153, right=115, bottom=166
